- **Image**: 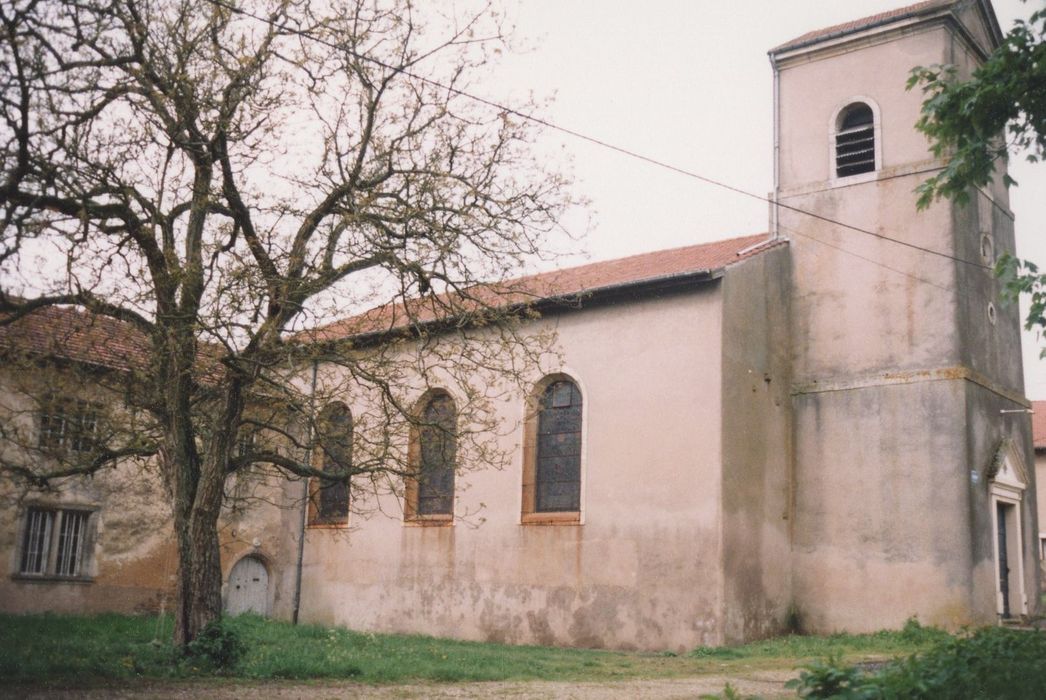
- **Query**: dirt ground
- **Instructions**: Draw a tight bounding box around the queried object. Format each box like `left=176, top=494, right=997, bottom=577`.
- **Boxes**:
left=4, top=670, right=797, bottom=699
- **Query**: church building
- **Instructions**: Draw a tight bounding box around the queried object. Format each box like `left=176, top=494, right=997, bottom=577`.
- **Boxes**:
left=0, top=0, right=1038, bottom=651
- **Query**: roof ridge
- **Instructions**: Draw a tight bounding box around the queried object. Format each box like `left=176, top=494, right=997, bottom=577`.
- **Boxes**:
left=525, top=231, right=770, bottom=280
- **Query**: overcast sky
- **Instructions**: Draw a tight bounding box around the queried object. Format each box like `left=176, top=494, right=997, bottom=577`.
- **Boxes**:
left=485, top=0, right=1046, bottom=398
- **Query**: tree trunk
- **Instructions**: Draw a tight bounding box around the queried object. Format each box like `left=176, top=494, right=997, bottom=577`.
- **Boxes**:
left=166, top=425, right=227, bottom=647
left=173, top=500, right=224, bottom=647
left=159, top=306, right=227, bottom=649
left=168, top=376, right=244, bottom=648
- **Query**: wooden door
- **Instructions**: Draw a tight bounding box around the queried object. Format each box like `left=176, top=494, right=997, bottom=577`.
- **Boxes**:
left=225, top=556, right=269, bottom=616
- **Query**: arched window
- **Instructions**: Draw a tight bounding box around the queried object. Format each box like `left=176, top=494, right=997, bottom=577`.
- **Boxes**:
left=310, top=402, right=352, bottom=526
left=406, top=392, right=456, bottom=521
left=522, top=377, right=583, bottom=522
left=835, top=102, right=876, bottom=177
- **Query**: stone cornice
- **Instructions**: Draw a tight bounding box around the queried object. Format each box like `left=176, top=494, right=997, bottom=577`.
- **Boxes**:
left=792, top=365, right=1030, bottom=407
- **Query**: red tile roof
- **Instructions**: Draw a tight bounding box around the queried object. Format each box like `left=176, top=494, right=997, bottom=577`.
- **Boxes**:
left=520, top=233, right=777, bottom=296
left=0, top=304, right=151, bottom=372
left=306, top=233, right=783, bottom=342
left=1033, top=401, right=1046, bottom=450
left=771, top=0, right=947, bottom=54
left=1, top=234, right=785, bottom=357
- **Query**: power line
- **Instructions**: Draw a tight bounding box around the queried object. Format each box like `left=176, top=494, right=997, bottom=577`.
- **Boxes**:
left=777, top=221, right=954, bottom=294
left=779, top=220, right=1012, bottom=339
left=204, top=0, right=992, bottom=273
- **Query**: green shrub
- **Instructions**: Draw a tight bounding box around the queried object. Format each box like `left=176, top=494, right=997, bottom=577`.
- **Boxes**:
left=184, top=618, right=246, bottom=671
left=880, top=627, right=1046, bottom=699
left=788, top=627, right=1046, bottom=699
left=898, top=616, right=949, bottom=645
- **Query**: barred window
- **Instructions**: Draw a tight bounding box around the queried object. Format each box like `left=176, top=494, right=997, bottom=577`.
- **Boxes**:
left=19, top=507, right=92, bottom=578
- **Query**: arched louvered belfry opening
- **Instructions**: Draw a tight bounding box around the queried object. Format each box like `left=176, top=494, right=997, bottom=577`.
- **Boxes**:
left=835, top=102, right=876, bottom=177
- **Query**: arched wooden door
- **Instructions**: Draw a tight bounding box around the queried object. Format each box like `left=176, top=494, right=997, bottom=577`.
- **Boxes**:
left=225, top=555, right=269, bottom=616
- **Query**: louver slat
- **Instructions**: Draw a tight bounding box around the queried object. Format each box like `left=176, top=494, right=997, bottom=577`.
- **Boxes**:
left=836, top=128, right=874, bottom=176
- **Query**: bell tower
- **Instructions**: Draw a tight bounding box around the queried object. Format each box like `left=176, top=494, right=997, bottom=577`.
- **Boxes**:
left=769, top=0, right=1037, bottom=631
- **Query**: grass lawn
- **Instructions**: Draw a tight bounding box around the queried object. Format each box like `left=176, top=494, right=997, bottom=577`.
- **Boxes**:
left=0, top=612, right=948, bottom=685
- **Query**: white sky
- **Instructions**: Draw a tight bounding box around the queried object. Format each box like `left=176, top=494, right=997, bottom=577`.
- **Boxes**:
left=485, top=0, right=1046, bottom=398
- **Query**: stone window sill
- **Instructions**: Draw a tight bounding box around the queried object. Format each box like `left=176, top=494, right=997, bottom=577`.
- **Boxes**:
left=521, top=511, right=581, bottom=525
left=404, top=515, right=453, bottom=527
left=306, top=521, right=348, bottom=530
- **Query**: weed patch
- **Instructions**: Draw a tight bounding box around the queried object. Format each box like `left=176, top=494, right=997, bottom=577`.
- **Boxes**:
left=690, top=619, right=947, bottom=665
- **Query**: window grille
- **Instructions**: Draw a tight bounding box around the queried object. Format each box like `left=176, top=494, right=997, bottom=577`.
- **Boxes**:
left=55, top=510, right=89, bottom=576
left=18, top=507, right=91, bottom=578
left=19, top=508, right=53, bottom=574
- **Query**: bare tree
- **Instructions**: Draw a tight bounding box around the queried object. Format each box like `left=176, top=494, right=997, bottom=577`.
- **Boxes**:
left=0, top=0, right=572, bottom=646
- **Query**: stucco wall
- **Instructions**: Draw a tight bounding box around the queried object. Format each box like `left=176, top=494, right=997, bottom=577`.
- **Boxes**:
left=792, top=378, right=985, bottom=632
left=791, top=377, right=1038, bottom=631
left=954, top=191, right=1023, bottom=391
left=0, top=491, right=178, bottom=616
left=719, top=245, right=794, bottom=643
left=219, top=473, right=304, bottom=620
left=297, top=284, right=727, bottom=651
left=782, top=179, right=960, bottom=385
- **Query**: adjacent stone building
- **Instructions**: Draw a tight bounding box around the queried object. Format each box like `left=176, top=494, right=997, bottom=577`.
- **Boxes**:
left=1, top=0, right=1039, bottom=650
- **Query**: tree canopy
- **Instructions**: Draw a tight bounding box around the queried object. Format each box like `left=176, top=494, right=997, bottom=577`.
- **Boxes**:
left=0, top=0, right=573, bottom=645
left=908, top=4, right=1046, bottom=209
